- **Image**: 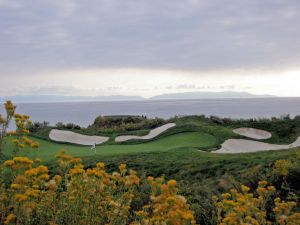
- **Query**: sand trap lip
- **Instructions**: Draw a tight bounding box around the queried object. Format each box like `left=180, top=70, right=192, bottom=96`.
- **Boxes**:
left=233, top=128, right=272, bottom=140
left=214, top=137, right=300, bottom=154
left=115, top=123, right=176, bottom=142
left=49, top=129, right=109, bottom=146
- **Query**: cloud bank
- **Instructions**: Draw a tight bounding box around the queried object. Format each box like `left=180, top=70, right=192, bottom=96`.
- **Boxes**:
left=0, top=0, right=300, bottom=97
left=0, top=0, right=300, bottom=75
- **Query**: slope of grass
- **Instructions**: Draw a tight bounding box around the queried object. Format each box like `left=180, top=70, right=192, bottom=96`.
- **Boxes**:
left=2, top=132, right=217, bottom=161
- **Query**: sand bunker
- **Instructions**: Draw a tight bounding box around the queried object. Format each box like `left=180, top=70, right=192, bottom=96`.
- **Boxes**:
left=233, top=128, right=272, bottom=140
left=49, top=129, right=109, bottom=146
left=215, top=137, right=300, bottom=154
left=115, top=123, right=176, bottom=142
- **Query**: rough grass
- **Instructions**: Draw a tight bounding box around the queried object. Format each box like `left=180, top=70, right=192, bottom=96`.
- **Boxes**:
left=78, top=148, right=299, bottom=225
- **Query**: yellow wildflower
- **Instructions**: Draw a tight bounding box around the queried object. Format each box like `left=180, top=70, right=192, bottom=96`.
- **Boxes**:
left=22, top=129, right=30, bottom=134
left=147, top=176, right=154, bottom=181
left=96, top=162, right=105, bottom=169
left=10, top=184, right=21, bottom=190
left=70, top=158, right=82, bottom=164
left=119, top=164, right=127, bottom=174
left=38, top=174, right=50, bottom=180
left=18, top=143, right=25, bottom=148
left=25, top=189, right=40, bottom=197
left=167, top=179, right=177, bottom=187
left=12, top=139, right=19, bottom=144
left=4, top=213, right=16, bottom=225
left=258, top=180, right=268, bottom=187
left=221, top=193, right=231, bottom=199
left=15, top=194, right=28, bottom=202
left=13, top=157, right=33, bottom=164
left=30, top=142, right=40, bottom=148
left=4, top=160, right=14, bottom=167
left=241, top=185, right=250, bottom=193
left=25, top=169, right=38, bottom=176
left=273, top=159, right=295, bottom=176
left=36, top=165, right=48, bottom=174
left=69, top=167, right=85, bottom=175
left=53, top=175, right=62, bottom=184
left=267, top=186, right=276, bottom=192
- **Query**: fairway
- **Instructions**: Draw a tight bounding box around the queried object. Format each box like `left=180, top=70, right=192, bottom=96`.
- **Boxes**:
left=3, top=132, right=217, bottom=161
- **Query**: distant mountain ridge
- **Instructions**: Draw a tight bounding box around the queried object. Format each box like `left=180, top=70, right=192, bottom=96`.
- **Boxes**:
left=150, top=91, right=275, bottom=100
left=0, top=91, right=275, bottom=103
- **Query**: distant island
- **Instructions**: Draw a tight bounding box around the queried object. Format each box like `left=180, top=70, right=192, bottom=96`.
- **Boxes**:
left=150, top=91, right=274, bottom=100
left=0, top=91, right=275, bottom=103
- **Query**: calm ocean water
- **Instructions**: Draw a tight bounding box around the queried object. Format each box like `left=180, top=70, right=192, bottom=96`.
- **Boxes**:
left=1, top=98, right=300, bottom=127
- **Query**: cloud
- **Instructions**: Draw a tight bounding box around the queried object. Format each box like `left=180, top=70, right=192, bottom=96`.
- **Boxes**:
left=0, top=0, right=21, bottom=8
left=0, top=67, right=300, bottom=98
left=0, top=0, right=299, bottom=76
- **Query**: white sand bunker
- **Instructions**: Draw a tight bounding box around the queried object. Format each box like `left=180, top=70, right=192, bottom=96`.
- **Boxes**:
left=233, top=128, right=272, bottom=140
left=115, top=123, right=176, bottom=143
left=215, top=137, right=300, bottom=154
left=49, top=129, right=109, bottom=146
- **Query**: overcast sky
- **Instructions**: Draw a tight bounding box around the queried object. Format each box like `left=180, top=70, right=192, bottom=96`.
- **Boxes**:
left=0, top=0, right=300, bottom=97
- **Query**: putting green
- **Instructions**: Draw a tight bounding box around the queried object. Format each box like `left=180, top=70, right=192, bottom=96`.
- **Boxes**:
left=3, top=132, right=217, bottom=161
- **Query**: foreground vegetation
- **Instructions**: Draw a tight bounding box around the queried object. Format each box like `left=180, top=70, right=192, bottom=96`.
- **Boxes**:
left=1, top=101, right=300, bottom=224
left=78, top=149, right=300, bottom=224
left=1, top=152, right=197, bottom=225
left=1, top=149, right=300, bottom=224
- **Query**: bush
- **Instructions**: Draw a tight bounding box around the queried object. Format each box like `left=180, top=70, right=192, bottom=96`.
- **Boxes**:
left=86, top=115, right=165, bottom=134
left=55, top=122, right=81, bottom=130
left=214, top=181, right=300, bottom=224
left=28, top=121, right=49, bottom=133
left=0, top=152, right=197, bottom=225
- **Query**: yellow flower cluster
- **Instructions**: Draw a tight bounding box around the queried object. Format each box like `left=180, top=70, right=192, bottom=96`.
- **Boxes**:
left=3, top=157, right=33, bottom=171
left=14, top=114, right=31, bottom=133
left=1, top=101, right=16, bottom=155
left=274, top=197, right=300, bottom=225
left=273, top=159, right=296, bottom=176
left=10, top=113, right=39, bottom=154
left=4, top=100, right=16, bottom=117
left=214, top=181, right=300, bottom=225
left=131, top=177, right=196, bottom=225
left=0, top=153, right=197, bottom=225
left=0, top=156, right=53, bottom=224
left=0, top=101, right=39, bottom=156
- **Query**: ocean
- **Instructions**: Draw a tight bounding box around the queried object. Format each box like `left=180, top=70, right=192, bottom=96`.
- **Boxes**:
left=1, top=98, right=300, bottom=127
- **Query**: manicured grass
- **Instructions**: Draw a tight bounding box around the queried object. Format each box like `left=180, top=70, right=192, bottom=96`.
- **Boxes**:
left=3, top=132, right=217, bottom=161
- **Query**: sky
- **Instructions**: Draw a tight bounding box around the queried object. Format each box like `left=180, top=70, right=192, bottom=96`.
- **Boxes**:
left=0, top=0, right=300, bottom=98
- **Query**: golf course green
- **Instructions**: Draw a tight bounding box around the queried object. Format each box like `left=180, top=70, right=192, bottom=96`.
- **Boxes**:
left=3, top=131, right=217, bottom=161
